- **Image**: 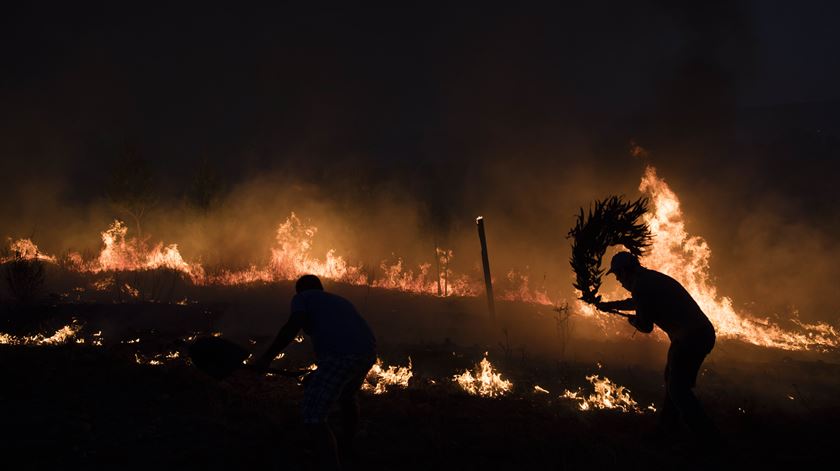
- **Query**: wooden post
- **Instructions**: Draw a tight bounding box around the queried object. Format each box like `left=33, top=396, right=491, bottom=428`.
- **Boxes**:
left=476, top=216, right=495, bottom=319
left=434, top=240, right=442, bottom=296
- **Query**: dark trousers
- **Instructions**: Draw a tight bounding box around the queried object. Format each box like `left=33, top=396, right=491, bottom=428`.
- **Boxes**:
left=661, top=336, right=718, bottom=441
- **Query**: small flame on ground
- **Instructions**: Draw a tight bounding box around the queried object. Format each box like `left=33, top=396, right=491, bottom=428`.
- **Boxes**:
left=560, top=374, right=650, bottom=414
left=362, top=357, right=413, bottom=394
left=134, top=351, right=181, bottom=366
left=452, top=353, right=513, bottom=398
left=533, top=385, right=550, bottom=394
left=0, top=323, right=82, bottom=346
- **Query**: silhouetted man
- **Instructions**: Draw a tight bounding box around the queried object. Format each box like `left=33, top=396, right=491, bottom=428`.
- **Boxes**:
left=598, top=252, right=719, bottom=446
left=252, top=274, right=376, bottom=469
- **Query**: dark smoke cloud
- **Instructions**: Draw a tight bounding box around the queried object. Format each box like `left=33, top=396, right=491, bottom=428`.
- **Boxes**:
left=1, top=3, right=839, bottom=324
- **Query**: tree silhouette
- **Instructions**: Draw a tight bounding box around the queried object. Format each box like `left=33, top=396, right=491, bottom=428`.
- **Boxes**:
left=186, top=158, right=224, bottom=213
left=106, top=144, right=157, bottom=237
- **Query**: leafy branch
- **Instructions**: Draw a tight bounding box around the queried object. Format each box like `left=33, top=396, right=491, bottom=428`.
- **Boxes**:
left=567, top=196, right=651, bottom=305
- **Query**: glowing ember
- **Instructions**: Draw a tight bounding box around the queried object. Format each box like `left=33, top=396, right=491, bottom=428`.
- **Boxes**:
left=0, top=323, right=82, bottom=346
left=639, top=166, right=838, bottom=351
left=362, top=357, right=413, bottom=394
left=91, top=277, right=114, bottom=291
left=560, top=374, right=651, bottom=413
left=122, top=283, right=140, bottom=298
left=134, top=351, right=181, bottom=366
left=452, top=353, right=513, bottom=398
left=533, top=385, right=550, bottom=394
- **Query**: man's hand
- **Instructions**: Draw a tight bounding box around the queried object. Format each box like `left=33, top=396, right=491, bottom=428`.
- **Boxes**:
left=596, top=298, right=636, bottom=313
left=595, top=301, right=612, bottom=312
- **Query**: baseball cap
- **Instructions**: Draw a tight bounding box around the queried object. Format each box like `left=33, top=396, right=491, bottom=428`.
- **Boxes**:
left=606, top=251, right=640, bottom=275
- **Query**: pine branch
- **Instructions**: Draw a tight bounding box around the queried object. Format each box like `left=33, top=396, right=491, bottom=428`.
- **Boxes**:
left=567, top=196, right=651, bottom=305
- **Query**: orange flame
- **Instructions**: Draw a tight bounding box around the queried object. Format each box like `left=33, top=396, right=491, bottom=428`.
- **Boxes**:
left=0, top=323, right=82, bottom=346
left=452, top=353, right=513, bottom=397
left=560, top=374, right=653, bottom=413
left=67, top=220, right=204, bottom=282
left=3, top=238, right=56, bottom=263
left=639, top=166, right=838, bottom=350
left=361, top=357, right=413, bottom=394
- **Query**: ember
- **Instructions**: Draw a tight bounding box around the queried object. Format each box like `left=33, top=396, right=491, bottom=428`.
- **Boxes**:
left=0, top=323, right=82, bottom=346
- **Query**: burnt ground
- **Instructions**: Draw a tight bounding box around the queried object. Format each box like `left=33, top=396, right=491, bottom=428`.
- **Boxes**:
left=2, top=291, right=840, bottom=470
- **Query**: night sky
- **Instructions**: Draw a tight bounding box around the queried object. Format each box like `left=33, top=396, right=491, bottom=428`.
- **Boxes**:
left=2, top=1, right=840, bottom=320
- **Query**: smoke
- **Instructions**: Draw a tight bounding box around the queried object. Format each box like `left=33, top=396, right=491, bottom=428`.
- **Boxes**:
left=1, top=3, right=839, bottom=327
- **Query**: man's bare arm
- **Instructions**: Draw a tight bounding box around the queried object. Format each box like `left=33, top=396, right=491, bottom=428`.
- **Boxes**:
left=252, top=313, right=304, bottom=370
left=628, top=315, right=654, bottom=333
left=598, top=299, right=636, bottom=312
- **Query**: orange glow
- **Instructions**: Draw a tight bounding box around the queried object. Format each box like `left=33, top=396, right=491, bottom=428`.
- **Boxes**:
left=560, top=374, right=653, bottom=413
left=452, top=353, right=513, bottom=398
left=361, top=357, right=413, bottom=394
left=639, top=166, right=838, bottom=351
left=0, top=323, right=82, bottom=346
left=3, top=238, right=56, bottom=263
left=67, top=220, right=204, bottom=282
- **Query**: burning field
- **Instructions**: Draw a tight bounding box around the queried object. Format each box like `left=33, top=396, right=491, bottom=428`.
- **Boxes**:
left=2, top=165, right=839, bottom=469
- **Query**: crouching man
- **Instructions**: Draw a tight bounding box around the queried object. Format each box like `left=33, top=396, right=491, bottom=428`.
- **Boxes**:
left=598, top=252, right=721, bottom=446
left=252, top=274, right=376, bottom=469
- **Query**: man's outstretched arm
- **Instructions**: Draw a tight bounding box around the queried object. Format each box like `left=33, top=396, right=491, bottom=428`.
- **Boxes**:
left=628, top=315, right=654, bottom=333
left=252, top=312, right=304, bottom=371
left=598, top=299, right=636, bottom=312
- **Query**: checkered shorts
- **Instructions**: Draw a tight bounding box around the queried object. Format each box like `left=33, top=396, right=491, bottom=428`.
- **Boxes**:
left=302, top=352, right=376, bottom=424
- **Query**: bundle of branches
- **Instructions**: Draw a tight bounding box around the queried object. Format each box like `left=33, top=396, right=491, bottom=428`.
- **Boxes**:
left=567, top=196, right=651, bottom=305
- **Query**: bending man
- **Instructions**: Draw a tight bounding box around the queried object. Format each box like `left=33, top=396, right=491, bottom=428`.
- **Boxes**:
left=253, top=274, right=376, bottom=469
left=598, top=252, right=719, bottom=444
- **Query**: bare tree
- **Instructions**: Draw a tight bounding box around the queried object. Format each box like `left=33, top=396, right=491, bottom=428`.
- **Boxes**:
left=107, top=144, right=156, bottom=237
left=186, top=158, right=224, bottom=214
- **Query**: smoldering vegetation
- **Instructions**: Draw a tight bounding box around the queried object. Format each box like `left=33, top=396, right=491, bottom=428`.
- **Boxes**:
left=2, top=284, right=839, bottom=469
